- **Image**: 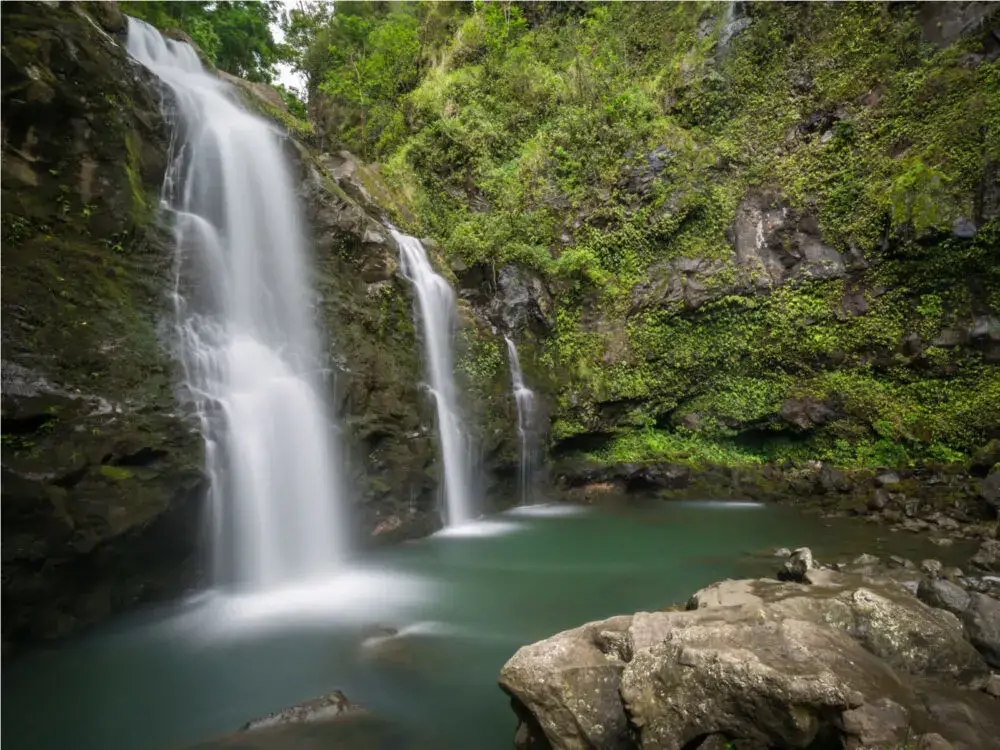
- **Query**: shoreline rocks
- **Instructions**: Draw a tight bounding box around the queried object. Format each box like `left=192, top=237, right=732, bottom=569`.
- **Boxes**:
left=556, top=460, right=1000, bottom=547
left=499, top=547, right=1000, bottom=750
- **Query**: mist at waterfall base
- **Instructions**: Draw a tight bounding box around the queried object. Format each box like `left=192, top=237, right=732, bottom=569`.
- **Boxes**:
left=127, top=19, right=347, bottom=593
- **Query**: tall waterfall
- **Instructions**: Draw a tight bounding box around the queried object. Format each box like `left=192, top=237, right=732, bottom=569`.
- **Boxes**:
left=504, top=337, right=536, bottom=505
left=127, top=19, right=346, bottom=591
left=391, top=230, right=476, bottom=526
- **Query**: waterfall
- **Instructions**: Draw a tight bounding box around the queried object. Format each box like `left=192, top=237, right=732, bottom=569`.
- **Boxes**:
left=504, top=337, right=536, bottom=505
left=127, top=19, right=347, bottom=591
left=391, top=229, right=476, bottom=526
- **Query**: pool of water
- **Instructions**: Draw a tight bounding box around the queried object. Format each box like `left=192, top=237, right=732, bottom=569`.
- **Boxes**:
left=2, top=499, right=970, bottom=750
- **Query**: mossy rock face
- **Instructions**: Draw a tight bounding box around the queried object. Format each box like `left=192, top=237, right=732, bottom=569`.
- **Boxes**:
left=293, top=139, right=519, bottom=537
left=1, top=2, right=205, bottom=647
left=371, top=1, right=1000, bottom=475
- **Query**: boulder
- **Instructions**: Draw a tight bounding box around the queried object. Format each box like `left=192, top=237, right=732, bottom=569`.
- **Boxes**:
left=778, top=547, right=816, bottom=582
left=688, top=570, right=986, bottom=684
left=965, top=593, right=1000, bottom=668
left=500, top=570, right=998, bottom=750
left=620, top=618, right=912, bottom=750
left=917, top=578, right=972, bottom=616
left=499, top=615, right=635, bottom=750
left=868, top=489, right=890, bottom=511
left=970, top=539, right=1000, bottom=573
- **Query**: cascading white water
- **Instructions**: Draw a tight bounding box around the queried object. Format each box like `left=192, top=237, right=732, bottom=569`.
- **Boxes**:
left=504, top=336, right=536, bottom=505
left=391, top=229, right=476, bottom=526
left=127, top=19, right=346, bottom=591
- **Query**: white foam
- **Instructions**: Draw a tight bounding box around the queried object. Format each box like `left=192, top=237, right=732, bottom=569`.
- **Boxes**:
left=505, top=503, right=587, bottom=518
left=161, top=569, right=436, bottom=640
left=675, top=500, right=765, bottom=509
left=431, top=519, right=524, bottom=538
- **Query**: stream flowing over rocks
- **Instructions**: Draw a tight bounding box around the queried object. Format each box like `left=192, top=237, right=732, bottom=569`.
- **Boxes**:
left=499, top=548, right=1000, bottom=750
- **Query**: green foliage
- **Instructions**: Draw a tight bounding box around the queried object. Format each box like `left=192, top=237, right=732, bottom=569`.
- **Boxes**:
left=589, top=428, right=766, bottom=467
left=120, top=1, right=282, bottom=82
left=287, top=2, right=999, bottom=470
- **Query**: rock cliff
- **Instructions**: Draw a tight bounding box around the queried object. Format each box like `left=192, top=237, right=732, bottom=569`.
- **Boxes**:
left=1, top=1, right=204, bottom=646
left=1, top=1, right=517, bottom=647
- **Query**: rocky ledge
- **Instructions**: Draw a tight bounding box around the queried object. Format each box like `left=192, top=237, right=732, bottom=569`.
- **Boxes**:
left=499, top=545, right=1000, bottom=750
left=559, top=459, right=1000, bottom=547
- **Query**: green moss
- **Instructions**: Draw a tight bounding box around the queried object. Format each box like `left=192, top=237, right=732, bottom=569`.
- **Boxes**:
left=340, top=3, right=998, bottom=470
left=123, top=131, right=152, bottom=228
left=98, top=465, right=134, bottom=481
left=587, top=428, right=766, bottom=467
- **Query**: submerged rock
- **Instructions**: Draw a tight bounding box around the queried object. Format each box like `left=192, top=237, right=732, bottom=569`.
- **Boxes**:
left=240, top=691, right=362, bottom=732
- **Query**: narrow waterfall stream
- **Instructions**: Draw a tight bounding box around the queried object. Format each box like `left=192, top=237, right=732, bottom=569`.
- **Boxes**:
left=391, top=229, right=477, bottom=526
left=504, top=336, right=536, bottom=505
left=127, top=20, right=346, bottom=590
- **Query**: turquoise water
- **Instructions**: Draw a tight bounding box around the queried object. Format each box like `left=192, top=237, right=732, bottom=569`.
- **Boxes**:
left=2, top=500, right=966, bottom=750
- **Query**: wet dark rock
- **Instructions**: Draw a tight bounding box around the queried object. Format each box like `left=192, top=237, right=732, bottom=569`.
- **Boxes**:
left=630, top=255, right=729, bottom=312
left=780, top=397, right=837, bottom=431
left=729, top=192, right=846, bottom=291
left=965, top=593, right=1000, bottom=668
left=970, top=540, right=1000, bottom=573
left=1, top=1, right=206, bottom=647
left=868, top=489, right=890, bottom=511
left=918, top=578, right=972, bottom=616
left=778, top=547, right=816, bottom=582
left=620, top=145, right=674, bottom=196
left=494, top=264, right=555, bottom=334
left=953, top=217, right=978, bottom=238
left=981, top=469, right=1000, bottom=509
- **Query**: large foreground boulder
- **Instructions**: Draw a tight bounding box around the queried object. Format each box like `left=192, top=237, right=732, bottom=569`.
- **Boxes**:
left=499, top=567, right=998, bottom=750
left=621, top=618, right=913, bottom=750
